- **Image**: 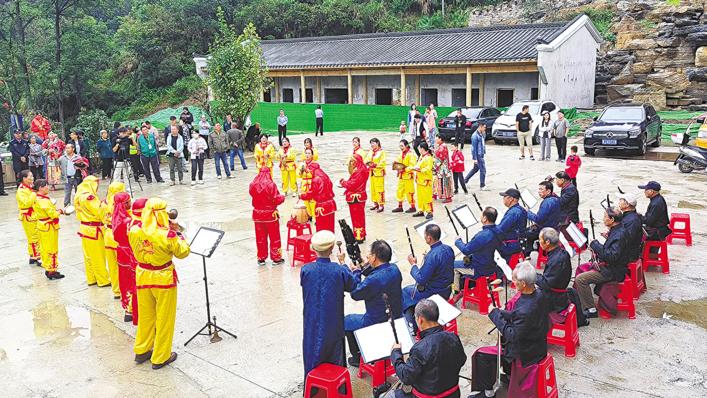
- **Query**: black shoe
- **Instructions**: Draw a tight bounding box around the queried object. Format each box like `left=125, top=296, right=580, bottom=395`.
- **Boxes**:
left=0, top=191, right=7, bottom=196
left=347, top=356, right=360, bottom=367
left=500, top=373, right=510, bottom=385
left=412, top=211, right=424, bottom=217
left=257, top=260, right=266, bottom=266
left=405, top=207, right=417, bottom=214
left=272, top=258, right=285, bottom=265
left=468, top=392, right=495, bottom=398
left=584, top=309, right=599, bottom=319
left=152, top=352, right=178, bottom=369
left=46, top=271, right=65, bottom=280
left=29, top=258, right=36, bottom=266
left=425, top=213, right=433, bottom=219
left=392, top=207, right=403, bottom=213
left=454, top=190, right=458, bottom=194
left=134, top=351, right=153, bottom=364
left=124, top=313, right=133, bottom=323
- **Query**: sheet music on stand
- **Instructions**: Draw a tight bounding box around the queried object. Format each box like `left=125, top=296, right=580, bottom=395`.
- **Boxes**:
left=451, top=205, right=478, bottom=230
left=189, top=227, right=225, bottom=258
left=565, top=222, right=587, bottom=248
left=355, top=318, right=415, bottom=363
left=520, top=189, right=538, bottom=209
left=559, top=234, right=577, bottom=257
left=428, top=294, right=462, bottom=326
left=494, top=251, right=513, bottom=280
left=414, top=219, right=447, bottom=241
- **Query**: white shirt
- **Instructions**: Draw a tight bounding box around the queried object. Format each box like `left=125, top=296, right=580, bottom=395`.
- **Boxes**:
left=315, top=109, right=323, bottom=118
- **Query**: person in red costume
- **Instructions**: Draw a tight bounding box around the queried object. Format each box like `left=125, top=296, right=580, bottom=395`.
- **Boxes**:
left=250, top=167, right=286, bottom=266
left=301, top=163, right=337, bottom=233
left=112, top=192, right=139, bottom=324
left=339, top=154, right=369, bottom=242
left=30, top=113, right=51, bottom=140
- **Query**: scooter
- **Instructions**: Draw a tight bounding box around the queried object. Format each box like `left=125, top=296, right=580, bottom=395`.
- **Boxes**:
left=672, top=130, right=707, bottom=173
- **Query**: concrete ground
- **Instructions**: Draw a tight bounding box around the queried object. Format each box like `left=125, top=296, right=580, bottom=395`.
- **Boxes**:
left=0, top=131, right=705, bottom=398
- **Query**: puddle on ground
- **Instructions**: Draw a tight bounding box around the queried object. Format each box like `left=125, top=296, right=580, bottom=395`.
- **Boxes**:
left=644, top=298, right=707, bottom=330
left=677, top=200, right=705, bottom=210
left=0, top=302, right=125, bottom=362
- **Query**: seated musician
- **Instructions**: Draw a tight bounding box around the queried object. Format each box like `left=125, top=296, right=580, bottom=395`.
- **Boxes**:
left=452, top=207, right=501, bottom=294
left=497, top=188, right=528, bottom=261
left=470, top=262, right=549, bottom=398
left=390, top=299, right=467, bottom=398
left=402, top=224, right=454, bottom=333
left=524, top=180, right=561, bottom=255
left=536, top=228, right=571, bottom=319
left=338, top=240, right=403, bottom=367
left=573, top=207, right=629, bottom=319
left=638, top=181, right=671, bottom=254
left=617, top=192, right=643, bottom=262
left=554, top=171, right=579, bottom=225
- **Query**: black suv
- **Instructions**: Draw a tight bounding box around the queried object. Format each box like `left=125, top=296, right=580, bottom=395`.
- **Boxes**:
left=583, top=103, right=662, bottom=156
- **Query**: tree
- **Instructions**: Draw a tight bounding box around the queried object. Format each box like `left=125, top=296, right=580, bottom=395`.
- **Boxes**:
left=207, top=10, right=271, bottom=125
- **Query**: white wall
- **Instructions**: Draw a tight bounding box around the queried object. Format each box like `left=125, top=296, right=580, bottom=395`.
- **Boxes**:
left=481, top=72, right=538, bottom=107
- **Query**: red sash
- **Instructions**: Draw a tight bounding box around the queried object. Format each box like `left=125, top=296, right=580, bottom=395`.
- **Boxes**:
left=137, top=261, right=173, bottom=271
left=412, top=385, right=459, bottom=398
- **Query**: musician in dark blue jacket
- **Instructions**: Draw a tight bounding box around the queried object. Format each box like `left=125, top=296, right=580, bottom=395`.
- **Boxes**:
left=617, top=192, right=643, bottom=262
left=340, top=240, right=403, bottom=367
left=524, top=180, right=561, bottom=254
left=453, top=207, right=502, bottom=291
left=536, top=228, right=571, bottom=314
left=555, top=171, right=579, bottom=224
left=497, top=188, right=528, bottom=261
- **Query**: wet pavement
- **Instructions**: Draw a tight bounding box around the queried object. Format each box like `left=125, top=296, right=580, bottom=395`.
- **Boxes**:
left=1, top=132, right=705, bottom=397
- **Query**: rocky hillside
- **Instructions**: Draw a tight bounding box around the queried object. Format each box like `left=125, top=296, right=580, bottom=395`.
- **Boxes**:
left=468, top=0, right=706, bottom=110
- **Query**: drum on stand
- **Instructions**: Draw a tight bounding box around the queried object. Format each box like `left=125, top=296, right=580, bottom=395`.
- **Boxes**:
left=292, top=204, right=309, bottom=224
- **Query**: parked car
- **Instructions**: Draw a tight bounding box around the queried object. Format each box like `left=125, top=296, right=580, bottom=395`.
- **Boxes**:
left=583, top=103, right=662, bottom=156
left=437, top=107, right=501, bottom=142
left=491, top=100, right=560, bottom=145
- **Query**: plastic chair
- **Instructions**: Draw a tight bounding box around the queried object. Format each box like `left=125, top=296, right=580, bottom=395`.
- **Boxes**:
left=358, top=358, right=395, bottom=388
left=304, top=363, right=353, bottom=398
left=547, top=304, right=580, bottom=358
left=461, top=275, right=499, bottom=315
left=292, top=234, right=316, bottom=267
left=599, top=276, right=636, bottom=319
left=628, top=260, right=646, bottom=299
left=667, top=213, right=692, bottom=246
left=536, top=354, right=559, bottom=398
left=642, top=240, right=670, bottom=274
left=287, top=218, right=313, bottom=251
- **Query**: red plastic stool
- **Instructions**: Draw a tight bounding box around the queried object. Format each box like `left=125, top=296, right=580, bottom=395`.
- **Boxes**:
left=536, top=354, right=559, bottom=398
left=536, top=247, right=548, bottom=269
left=667, top=213, right=692, bottom=246
left=292, top=234, right=317, bottom=267
left=628, top=260, right=647, bottom=299
left=358, top=358, right=395, bottom=387
left=547, top=304, right=580, bottom=358
left=304, top=363, right=353, bottom=398
left=461, top=275, right=500, bottom=315
left=287, top=218, right=313, bottom=251
left=599, top=276, right=636, bottom=319
left=642, top=240, right=670, bottom=274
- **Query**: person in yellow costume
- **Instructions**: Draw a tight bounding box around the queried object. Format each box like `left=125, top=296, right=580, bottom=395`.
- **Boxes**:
left=352, top=136, right=367, bottom=159
left=254, top=134, right=276, bottom=176
left=101, top=181, right=126, bottom=298
left=392, top=139, right=417, bottom=214
left=298, top=148, right=318, bottom=218
left=365, top=138, right=387, bottom=212
left=129, top=198, right=190, bottom=369
left=32, top=179, right=65, bottom=280
left=277, top=137, right=298, bottom=197
left=16, top=170, right=42, bottom=266
left=74, top=175, right=111, bottom=287
left=411, top=141, right=434, bottom=220
left=300, top=137, right=319, bottom=162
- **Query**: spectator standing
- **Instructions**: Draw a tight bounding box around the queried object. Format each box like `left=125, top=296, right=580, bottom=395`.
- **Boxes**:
left=223, top=114, right=233, bottom=131
left=42, top=132, right=65, bottom=189
left=314, top=105, right=324, bottom=136
left=208, top=123, right=231, bottom=179
left=277, top=109, right=288, bottom=146
left=166, top=126, right=185, bottom=185
left=180, top=107, right=194, bottom=132
left=464, top=123, right=488, bottom=190
left=127, top=128, right=144, bottom=178
left=188, top=131, right=207, bottom=185
left=67, top=130, right=87, bottom=160
left=9, top=130, right=30, bottom=184
left=28, top=136, right=45, bottom=180
left=111, top=121, right=121, bottom=142
left=450, top=143, right=467, bottom=194
left=96, top=130, right=114, bottom=180
left=565, top=146, right=582, bottom=187
left=30, top=113, right=51, bottom=140
left=426, top=104, right=438, bottom=148
left=553, top=110, right=570, bottom=161
left=227, top=122, right=248, bottom=171
left=411, top=113, right=427, bottom=157
left=399, top=121, right=407, bottom=141
left=198, top=115, right=212, bottom=158
left=454, top=108, right=467, bottom=149
left=246, top=122, right=262, bottom=152
left=137, top=125, right=164, bottom=183
left=163, top=116, right=178, bottom=143
left=407, top=103, right=418, bottom=135
left=144, top=121, right=161, bottom=147
left=58, top=144, right=82, bottom=206
left=539, top=111, right=552, bottom=161
left=515, top=105, right=535, bottom=160
left=432, top=136, right=453, bottom=203
left=112, top=127, right=139, bottom=182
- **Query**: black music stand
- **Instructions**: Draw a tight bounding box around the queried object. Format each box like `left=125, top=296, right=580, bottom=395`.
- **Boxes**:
left=184, top=227, right=237, bottom=346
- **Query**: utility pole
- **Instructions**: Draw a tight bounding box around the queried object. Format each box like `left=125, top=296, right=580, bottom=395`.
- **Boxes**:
left=442, top=0, right=445, bottom=18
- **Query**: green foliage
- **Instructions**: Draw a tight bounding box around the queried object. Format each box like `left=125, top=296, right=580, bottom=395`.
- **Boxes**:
left=74, top=109, right=111, bottom=146
left=665, top=0, right=680, bottom=6
left=208, top=11, right=271, bottom=124
left=110, top=75, right=203, bottom=121
left=579, top=9, right=616, bottom=42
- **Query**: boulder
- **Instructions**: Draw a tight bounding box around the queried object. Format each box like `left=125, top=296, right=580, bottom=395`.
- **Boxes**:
left=633, top=88, right=667, bottom=110
left=625, top=38, right=657, bottom=50
left=687, top=67, right=707, bottom=82
left=672, top=24, right=706, bottom=37
left=656, top=37, right=680, bottom=47
left=696, top=47, right=707, bottom=67
left=687, top=31, right=707, bottom=46
left=646, top=71, right=690, bottom=94
left=632, top=62, right=654, bottom=74
left=616, top=32, right=646, bottom=49
left=611, top=62, right=635, bottom=85
left=607, top=84, right=643, bottom=101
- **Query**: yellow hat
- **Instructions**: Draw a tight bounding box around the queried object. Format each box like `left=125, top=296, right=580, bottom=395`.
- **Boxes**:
left=311, top=230, right=335, bottom=252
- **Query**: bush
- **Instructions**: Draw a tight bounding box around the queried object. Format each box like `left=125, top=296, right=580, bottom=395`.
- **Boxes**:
left=74, top=109, right=112, bottom=156
left=110, top=74, right=203, bottom=121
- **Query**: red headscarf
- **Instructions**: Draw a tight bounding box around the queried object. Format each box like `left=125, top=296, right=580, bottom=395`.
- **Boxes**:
left=111, top=192, right=132, bottom=249
left=249, top=167, right=280, bottom=209
left=351, top=153, right=365, bottom=172
left=132, top=198, right=148, bottom=217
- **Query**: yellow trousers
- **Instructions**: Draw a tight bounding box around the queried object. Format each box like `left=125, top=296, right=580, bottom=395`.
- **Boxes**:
left=38, top=229, right=59, bottom=272
left=417, top=183, right=433, bottom=214
left=106, top=248, right=121, bottom=297
left=305, top=200, right=316, bottom=219
left=134, top=287, right=178, bottom=365
left=370, top=176, right=385, bottom=205
left=21, top=220, right=40, bottom=259
left=281, top=170, right=297, bottom=194
left=81, top=235, right=110, bottom=286
left=396, top=178, right=415, bottom=206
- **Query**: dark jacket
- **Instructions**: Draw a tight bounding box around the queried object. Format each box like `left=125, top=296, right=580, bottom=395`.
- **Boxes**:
left=536, top=246, right=571, bottom=313
left=621, top=210, right=644, bottom=261
left=454, top=114, right=467, bottom=132
left=96, top=138, right=114, bottom=159
left=9, top=138, right=30, bottom=170
left=347, top=263, right=402, bottom=327
left=391, top=326, right=466, bottom=397
left=455, top=224, right=501, bottom=277
left=558, top=183, right=579, bottom=224
left=226, top=128, right=245, bottom=148
left=180, top=110, right=194, bottom=125
left=489, top=290, right=548, bottom=366
left=590, top=224, right=629, bottom=282
left=528, top=194, right=561, bottom=229
left=642, top=194, right=671, bottom=241
left=498, top=203, right=527, bottom=242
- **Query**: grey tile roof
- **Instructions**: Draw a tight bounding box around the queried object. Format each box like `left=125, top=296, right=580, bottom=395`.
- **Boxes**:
left=261, top=20, right=574, bottom=70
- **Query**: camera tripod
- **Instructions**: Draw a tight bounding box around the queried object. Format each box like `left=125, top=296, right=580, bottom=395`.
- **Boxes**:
left=110, top=150, right=143, bottom=196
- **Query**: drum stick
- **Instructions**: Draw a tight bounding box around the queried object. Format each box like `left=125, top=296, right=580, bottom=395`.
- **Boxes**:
left=444, top=206, right=459, bottom=235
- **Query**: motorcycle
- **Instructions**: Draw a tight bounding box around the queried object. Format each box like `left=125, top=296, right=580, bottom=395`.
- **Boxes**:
left=672, top=112, right=707, bottom=173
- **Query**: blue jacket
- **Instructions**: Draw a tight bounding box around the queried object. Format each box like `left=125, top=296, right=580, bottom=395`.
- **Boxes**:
left=345, top=262, right=403, bottom=330
left=403, top=241, right=455, bottom=310
left=9, top=138, right=30, bottom=170
left=300, top=258, right=356, bottom=378
left=528, top=194, right=561, bottom=229
left=470, top=132, right=485, bottom=161
left=96, top=138, right=114, bottom=159
left=455, top=224, right=502, bottom=277
left=590, top=225, right=629, bottom=282
left=497, top=204, right=527, bottom=242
